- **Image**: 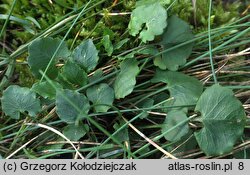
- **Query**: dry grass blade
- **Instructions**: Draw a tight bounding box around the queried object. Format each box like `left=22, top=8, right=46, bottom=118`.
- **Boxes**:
left=25, top=123, right=84, bottom=159
left=6, top=131, right=47, bottom=159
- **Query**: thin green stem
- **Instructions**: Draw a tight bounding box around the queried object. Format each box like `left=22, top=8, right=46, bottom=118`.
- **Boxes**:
left=183, top=27, right=250, bottom=68
left=0, top=0, right=17, bottom=39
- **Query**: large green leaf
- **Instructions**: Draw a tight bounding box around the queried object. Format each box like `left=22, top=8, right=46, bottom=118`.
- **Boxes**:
left=1, top=85, right=41, bottom=119
left=194, top=84, right=246, bottom=156
left=161, top=110, right=190, bottom=142
left=86, top=83, right=114, bottom=113
left=56, top=89, right=90, bottom=123
left=155, top=15, right=194, bottom=71
left=128, top=2, right=167, bottom=43
left=28, top=37, right=70, bottom=79
left=63, top=122, right=89, bottom=141
left=152, top=69, right=203, bottom=109
left=61, top=60, right=88, bottom=86
left=72, top=39, right=99, bottom=72
left=114, top=58, right=139, bottom=99
left=32, top=80, right=63, bottom=100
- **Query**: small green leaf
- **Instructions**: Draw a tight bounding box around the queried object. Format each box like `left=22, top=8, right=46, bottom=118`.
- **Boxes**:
left=156, top=15, right=194, bottom=71
left=152, top=92, right=173, bottom=113
left=32, top=80, right=63, bottom=100
left=56, top=89, right=90, bottom=123
left=101, top=35, right=113, bottom=56
left=86, top=83, right=114, bottom=113
left=152, top=69, right=203, bottom=110
left=1, top=85, right=41, bottom=119
left=63, top=122, right=89, bottom=141
left=137, top=98, right=154, bottom=119
left=166, top=131, right=197, bottom=155
left=103, top=27, right=115, bottom=39
left=72, top=39, right=99, bottom=72
left=128, top=2, right=167, bottom=43
left=113, top=120, right=129, bottom=142
left=56, top=74, right=74, bottom=90
left=139, top=46, right=166, bottom=69
left=61, top=60, right=88, bottom=86
left=194, top=84, right=246, bottom=156
left=114, top=58, right=139, bottom=99
left=28, top=37, right=70, bottom=79
left=153, top=56, right=167, bottom=70
left=114, top=38, right=129, bottom=50
left=161, top=110, right=189, bottom=142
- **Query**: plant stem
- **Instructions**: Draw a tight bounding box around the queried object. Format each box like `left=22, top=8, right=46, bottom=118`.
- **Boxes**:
left=0, top=0, right=17, bottom=39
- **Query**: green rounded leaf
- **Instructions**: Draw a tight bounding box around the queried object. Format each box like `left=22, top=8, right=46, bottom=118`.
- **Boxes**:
left=114, top=58, right=139, bottom=99
left=63, top=122, right=89, bottom=141
left=56, top=89, right=90, bottom=123
left=28, top=37, right=70, bottom=79
left=86, top=83, right=114, bottom=113
left=61, top=60, right=88, bottom=86
left=194, top=84, right=246, bottom=156
left=72, top=39, right=99, bottom=72
left=32, top=80, right=63, bottom=100
left=155, top=15, right=194, bottom=71
left=161, top=110, right=190, bottom=142
left=152, top=69, right=203, bottom=110
left=1, top=85, right=41, bottom=119
left=128, top=2, right=167, bottom=43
